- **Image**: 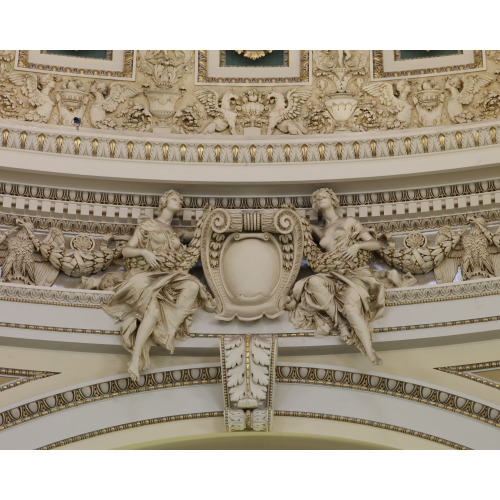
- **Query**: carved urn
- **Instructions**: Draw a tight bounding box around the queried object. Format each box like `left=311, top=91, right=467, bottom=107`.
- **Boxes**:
left=144, top=89, right=182, bottom=130
left=325, top=93, right=358, bottom=131
left=57, top=89, right=89, bottom=126
left=413, top=89, right=444, bottom=126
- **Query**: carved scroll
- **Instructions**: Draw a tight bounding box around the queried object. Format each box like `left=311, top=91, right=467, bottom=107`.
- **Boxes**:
left=200, top=208, right=304, bottom=321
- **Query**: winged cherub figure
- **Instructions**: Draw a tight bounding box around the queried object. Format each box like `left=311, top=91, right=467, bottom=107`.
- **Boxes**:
left=89, top=81, right=141, bottom=129
left=195, top=90, right=239, bottom=134
left=445, top=74, right=492, bottom=123
left=363, top=80, right=413, bottom=128
left=7, top=73, right=57, bottom=123
left=266, top=90, right=311, bottom=135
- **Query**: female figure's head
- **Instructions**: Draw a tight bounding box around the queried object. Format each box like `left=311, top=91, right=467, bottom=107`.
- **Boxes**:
left=158, top=189, right=183, bottom=215
left=312, top=188, right=339, bottom=214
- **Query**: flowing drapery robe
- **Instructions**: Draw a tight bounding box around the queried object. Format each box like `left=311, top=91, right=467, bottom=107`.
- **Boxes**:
left=103, top=217, right=212, bottom=369
left=289, top=218, right=385, bottom=340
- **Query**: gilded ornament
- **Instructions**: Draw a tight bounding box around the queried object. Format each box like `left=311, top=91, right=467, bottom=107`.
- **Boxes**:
left=473, top=130, right=480, bottom=147
left=370, top=140, right=377, bottom=158
left=56, top=135, right=63, bottom=153
left=232, top=145, right=239, bottom=163
left=92, top=138, right=99, bottom=157
left=74, top=137, right=81, bottom=155
left=336, top=142, right=342, bottom=160
left=455, top=131, right=463, bottom=149
left=404, top=137, right=411, bottom=155
left=2, top=129, right=8, bottom=148
left=490, top=126, right=497, bottom=144
left=318, top=143, right=325, bottom=161
left=162, top=143, right=169, bottom=161
left=197, top=144, right=204, bottom=162
left=267, top=145, right=273, bottom=163
left=249, top=144, right=256, bottom=163
left=127, top=141, right=134, bottom=159
left=439, top=133, right=446, bottom=151
left=145, top=142, right=152, bottom=160
left=38, top=133, right=45, bottom=152
left=214, top=145, right=221, bottom=162
left=284, top=144, right=291, bottom=162
left=301, top=144, right=308, bottom=162
left=180, top=144, right=187, bottom=162
left=421, top=135, right=429, bottom=153
left=20, top=131, right=27, bottom=149
left=235, top=50, right=273, bottom=61
left=109, top=139, right=116, bottom=158
left=387, top=139, right=394, bottom=156
left=353, top=141, right=360, bottom=159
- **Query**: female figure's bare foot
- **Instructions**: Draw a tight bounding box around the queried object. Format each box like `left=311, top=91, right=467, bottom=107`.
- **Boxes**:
left=165, top=335, right=175, bottom=354
left=369, top=352, right=383, bottom=365
left=128, top=359, right=140, bottom=382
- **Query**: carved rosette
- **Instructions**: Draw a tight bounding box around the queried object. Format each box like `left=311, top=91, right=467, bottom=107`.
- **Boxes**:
left=200, top=208, right=304, bottom=321
left=221, top=334, right=277, bottom=432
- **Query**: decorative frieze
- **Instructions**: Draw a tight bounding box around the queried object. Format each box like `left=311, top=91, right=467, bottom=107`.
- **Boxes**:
left=1, top=119, right=500, bottom=163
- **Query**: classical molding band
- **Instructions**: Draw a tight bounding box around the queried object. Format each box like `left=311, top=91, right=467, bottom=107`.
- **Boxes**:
left=1, top=183, right=499, bottom=239
left=2, top=314, right=500, bottom=339
left=276, top=366, right=500, bottom=428
left=37, top=411, right=225, bottom=450
left=0, top=321, right=119, bottom=335
left=0, top=366, right=222, bottom=432
left=2, top=119, right=499, bottom=163
left=273, top=411, right=470, bottom=450
left=1, top=179, right=499, bottom=210
left=384, top=277, right=500, bottom=306
left=437, top=360, right=500, bottom=391
left=0, top=367, right=58, bottom=392
left=0, top=283, right=112, bottom=308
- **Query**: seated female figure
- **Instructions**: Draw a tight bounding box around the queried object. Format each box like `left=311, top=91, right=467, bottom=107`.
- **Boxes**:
left=103, top=190, right=214, bottom=381
left=288, top=188, right=384, bottom=364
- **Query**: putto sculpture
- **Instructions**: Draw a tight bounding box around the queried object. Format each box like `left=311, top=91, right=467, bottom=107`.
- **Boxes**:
left=103, top=190, right=215, bottom=381
left=286, top=188, right=385, bottom=365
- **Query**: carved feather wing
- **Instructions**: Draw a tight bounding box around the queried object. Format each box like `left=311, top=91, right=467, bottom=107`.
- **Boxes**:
left=282, top=90, right=311, bottom=120
left=363, top=82, right=396, bottom=107
left=103, top=83, right=141, bottom=113
left=490, top=253, right=500, bottom=278
left=7, top=73, right=43, bottom=106
left=459, top=75, right=493, bottom=105
left=0, top=242, right=8, bottom=265
left=195, top=89, right=220, bottom=117
left=434, top=257, right=460, bottom=284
